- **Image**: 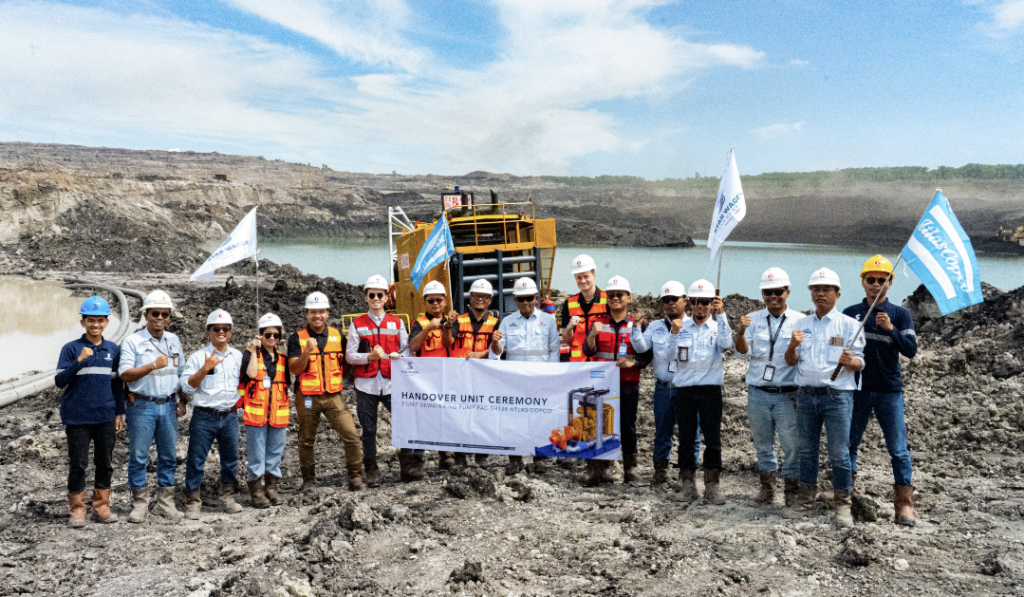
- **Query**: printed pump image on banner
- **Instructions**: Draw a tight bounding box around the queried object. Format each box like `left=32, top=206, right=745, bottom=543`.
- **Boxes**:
left=392, top=359, right=621, bottom=460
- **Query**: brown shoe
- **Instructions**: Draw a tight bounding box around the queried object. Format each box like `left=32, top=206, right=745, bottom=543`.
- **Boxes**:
left=438, top=451, right=455, bottom=470
left=364, top=458, right=381, bottom=488
left=652, top=459, right=669, bottom=485
left=90, top=488, right=118, bottom=523
left=347, top=463, right=364, bottom=491
left=474, top=453, right=489, bottom=468
left=399, top=450, right=425, bottom=482
left=600, top=460, right=616, bottom=484
left=581, top=460, right=601, bottom=487
left=506, top=455, right=525, bottom=476
left=264, top=475, right=282, bottom=506
left=704, top=469, right=726, bottom=505
left=249, top=479, right=269, bottom=509
left=783, top=477, right=800, bottom=507
left=834, top=488, right=854, bottom=528
left=623, top=453, right=639, bottom=484
left=675, top=469, right=699, bottom=502
left=184, top=489, right=202, bottom=520
left=756, top=470, right=776, bottom=505
left=894, top=485, right=916, bottom=527
left=818, top=472, right=856, bottom=503
left=152, top=486, right=183, bottom=519
left=300, top=478, right=318, bottom=496
left=220, top=484, right=243, bottom=514
left=68, top=491, right=87, bottom=528
left=452, top=453, right=468, bottom=469
left=784, top=482, right=817, bottom=519
left=128, top=487, right=150, bottom=524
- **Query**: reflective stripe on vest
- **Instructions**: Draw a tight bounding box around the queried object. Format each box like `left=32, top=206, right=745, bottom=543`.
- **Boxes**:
left=352, top=313, right=402, bottom=378
left=592, top=316, right=640, bottom=383
left=238, top=351, right=290, bottom=428
left=568, top=290, right=609, bottom=362
left=450, top=313, right=498, bottom=358
left=297, top=327, right=344, bottom=395
left=415, top=316, right=449, bottom=357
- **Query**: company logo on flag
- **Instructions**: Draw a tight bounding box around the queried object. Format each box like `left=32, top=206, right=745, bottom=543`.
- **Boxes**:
left=409, top=215, right=455, bottom=291
left=901, top=191, right=982, bottom=315
left=191, top=206, right=258, bottom=282
left=708, top=150, right=746, bottom=261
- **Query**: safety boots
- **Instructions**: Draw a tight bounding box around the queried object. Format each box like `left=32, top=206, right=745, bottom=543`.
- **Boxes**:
left=652, top=459, right=670, bottom=485
left=264, top=475, right=282, bottom=505
left=68, top=491, right=87, bottom=528
left=474, top=453, right=489, bottom=468
left=300, top=466, right=318, bottom=496
left=581, top=460, right=602, bottom=487
left=363, top=458, right=382, bottom=488
left=220, top=484, right=243, bottom=514
left=756, top=470, right=776, bottom=505
left=347, top=463, right=364, bottom=491
left=600, top=460, right=616, bottom=484
left=783, top=477, right=800, bottom=507
left=128, top=487, right=150, bottom=523
left=622, top=453, right=639, bottom=484
left=894, top=485, right=916, bottom=527
left=399, top=450, right=425, bottom=482
left=90, top=488, right=118, bottom=523
left=438, top=451, right=455, bottom=470
left=783, top=482, right=817, bottom=519
left=152, top=486, right=182, bottom=519
left=506, top=455, right=525, bottom=476
left=704, top=469, right=726, bottom=505
left=248, top=479, right=269, bottom=509
left=834, top=488, right=854, bottom=528
left=676, top=469, right=700, bottom=503
left=184, top=489, right=202, bottom=520
left=452, top=453, right=468, bottom=469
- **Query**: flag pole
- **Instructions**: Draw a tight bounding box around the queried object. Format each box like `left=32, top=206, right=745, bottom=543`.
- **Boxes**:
left=828, top=253, right=904, bottom=381
left=715, top=244, right=724, bottom=297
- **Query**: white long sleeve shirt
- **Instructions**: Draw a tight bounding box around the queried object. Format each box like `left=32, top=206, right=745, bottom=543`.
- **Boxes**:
left=670, top=313, right=734, bottom=387
left=791, top=308, right=866, bottom=391
left=345, top=312, right=409, bottom=396
left=489, top=310, right=560, bottom=363
left=180, top=344, right=243, bottom=411
left=737, top=308, right=803, bottom=387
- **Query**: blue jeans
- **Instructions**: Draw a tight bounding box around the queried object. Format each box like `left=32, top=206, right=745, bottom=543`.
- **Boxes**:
left=747, top=385, right=801, bottom=480
left=185, top=409, right=239, bottom=490
left=126, top=399, right=179, bottom=489
left=797, top=387, right=853, bottom=491
left=653, top=381, right=700, bottom=463
left=245, top=423, right=287, bottom=482
left=849, top=390, right=913, bottom=486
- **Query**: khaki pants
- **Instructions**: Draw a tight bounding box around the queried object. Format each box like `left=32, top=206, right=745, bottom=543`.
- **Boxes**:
left=296, top=390, right=362, bottom=480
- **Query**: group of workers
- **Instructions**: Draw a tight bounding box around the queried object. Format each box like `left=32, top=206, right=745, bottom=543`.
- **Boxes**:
left=55, top=252, right=917, bottom=531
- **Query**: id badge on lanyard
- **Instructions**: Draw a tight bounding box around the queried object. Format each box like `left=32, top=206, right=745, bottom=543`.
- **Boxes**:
left=762, top=365, right=775, bottom=382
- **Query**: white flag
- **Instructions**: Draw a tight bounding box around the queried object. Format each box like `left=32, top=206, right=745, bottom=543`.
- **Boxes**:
left=707, top=150, right=746, bottom=261
left=190, top=207, right=258, bottom=281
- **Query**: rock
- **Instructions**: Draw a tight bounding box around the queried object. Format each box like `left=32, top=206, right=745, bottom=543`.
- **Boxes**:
left=386, top=504, right=408, bottom=520
left=835, top=528, right=877, bottom=568
left=220, top=546, right=245, bottom=563
left=894, top=558, right=910, bottom=571
left=275, top=574, right=314, bottom=597
left=449, top=560, right=485, bottom=584
left=338, top=500, right=375, bottom=531
left=852, top=493, right=879, bottom=522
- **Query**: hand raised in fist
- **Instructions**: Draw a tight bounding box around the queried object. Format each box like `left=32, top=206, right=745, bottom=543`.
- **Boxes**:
left=670, top=319, right=683, bottom=335
left=301, top=338, right=317, bottom=356
left=568, top=315, right=581, bottom=330
left=738, top=315, right=751, bottom=333
left=429, top=317, right=443, bottom=331
left=589, top=322, right=604, bottom=337
left=152, top=355, right=169, bottom=370
left=446, top=310, right=458, bottom=328
left=789, top=329, right=804, bottom=346
left=250, top=336, right=262, bottom=350
left=77, top=347, right=94, bottom=363
left=369, top=345, right=387, bottom=361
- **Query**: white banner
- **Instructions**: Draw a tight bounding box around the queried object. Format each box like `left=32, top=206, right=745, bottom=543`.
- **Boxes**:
left=707, top=150, right=746, bottom=261
left=190, top=206, right=258, bottom=281
left=392, top=358, right=621, bottom=460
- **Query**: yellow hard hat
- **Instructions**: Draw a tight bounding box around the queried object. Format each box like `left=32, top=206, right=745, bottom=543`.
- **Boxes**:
left=861, top=254, right=893, bottom=278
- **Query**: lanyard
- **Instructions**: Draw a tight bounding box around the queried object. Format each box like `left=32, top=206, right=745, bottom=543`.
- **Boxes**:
left=766, top=314, right=786, bottom=363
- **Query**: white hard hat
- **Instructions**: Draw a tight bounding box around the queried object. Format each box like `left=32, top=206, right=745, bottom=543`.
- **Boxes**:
left=660, top=280, right=686, bottom=298
left=808, top=267, right=842, bottom=290
left=512, top=277, right=538, bottom=296
left=606, top=275, right=631, bottom=293
left=422, top=280, right=447, bottom=297
left=469, top=279, right=494, bottom=295
left=305, top=291, right=330, bottom=309
left=687, top=279, right=716, bottom=299
left=140, top=290, right=174, bottom=313
left=206, top=309, right=233, bottom=326
left=570, top=254, right=596, bottom=275
left=759, top=267, right=791, bottom=290
left=364, top=274, right=389, bottom=291
left=258, top=313, right=283, bottom=330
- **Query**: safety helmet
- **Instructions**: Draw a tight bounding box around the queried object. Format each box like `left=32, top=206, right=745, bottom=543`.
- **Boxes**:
left=422, top=280, right=447, bottom=297
left=206, top=309, right=233, bottom=327
left=808, top=268, right=842, bottom=290
left=469, top=279, right=494, bottom=295
left=140, top=290, right=174, bottom=313
left=606, top=276, right=631, bottom=294
left=258, top=313, right=283, bottom=330
left=305, top=291, right=330, bottom=309
left=860, top=254, right=893, bottom=278
left=80, top=296, right=111, bottom=316
left=570, top=254, right=596, bottom=275
left=660, top=281, right=686, bottom=298
left=687, top=279, right=716, bottom=299
left=759, top=267, right=791, bottom=290
left=364, top=274, right=389, bottom=291
left=512, top=277, right=539, bottom=296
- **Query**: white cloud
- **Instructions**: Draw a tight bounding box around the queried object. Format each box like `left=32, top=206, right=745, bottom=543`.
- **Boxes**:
left=980, top=0, right=1024, bottom=35
left=790, top=59, right=810, bottom=67
left=752, top=121, right=805, bottom=139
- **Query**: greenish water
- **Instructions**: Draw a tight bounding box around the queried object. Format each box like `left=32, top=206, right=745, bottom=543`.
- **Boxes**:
left=254, top=239, right=1024, bottom=312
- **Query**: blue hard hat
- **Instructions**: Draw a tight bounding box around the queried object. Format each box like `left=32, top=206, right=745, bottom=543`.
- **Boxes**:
left=80, top=296, right=111, bottom=316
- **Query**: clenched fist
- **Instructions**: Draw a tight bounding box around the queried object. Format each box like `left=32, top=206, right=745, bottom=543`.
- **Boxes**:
left=589, top=322, right=604, bottom=337
left=789, top=330, right=804, bottom=346
left=738, top=315, right=751, bottom=333
left=301, top=338, right=316, bottom=356
left=369, top=345, right=387, bottom=361
left=77, top=347, right=94, bottom=363
left=875, top=311, right=894, bottom=333
left=670, top=318, right=683, bottom=335
left=152, top=355, right=169, bottom=370
left=568, top=315, right=581, bottom=329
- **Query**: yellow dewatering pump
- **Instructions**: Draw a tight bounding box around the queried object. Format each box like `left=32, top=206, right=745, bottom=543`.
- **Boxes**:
left=549, top=387, right=614, bottom=452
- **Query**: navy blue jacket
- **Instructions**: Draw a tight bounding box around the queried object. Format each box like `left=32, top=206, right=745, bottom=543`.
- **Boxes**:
left=55, top=335, right=126, bottom=425
left=843, top=299, right=917, bottom=392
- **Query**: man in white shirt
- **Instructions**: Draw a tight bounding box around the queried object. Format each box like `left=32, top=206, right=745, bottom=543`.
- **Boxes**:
left=734, top=268, right=803, bottom=507
left=672, top=279, right=734, bottom=505
left=783, top=268, right=866, bottom=528
left=180, top=309, right=245, bottom=518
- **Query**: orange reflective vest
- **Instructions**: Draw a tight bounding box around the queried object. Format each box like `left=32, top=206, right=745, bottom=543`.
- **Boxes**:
left=351, top=313, right=403, bottom=378
left=591, top=316, right=640, bottom=384
left=297, top=327, right=344, bottom=395
left=450, top=313, right=498, bottom=358
left=567, top=289, right=609, bottom=362
left=237, top=350, right=290, bottom=428
left=415, top=316, right=449, bottom=357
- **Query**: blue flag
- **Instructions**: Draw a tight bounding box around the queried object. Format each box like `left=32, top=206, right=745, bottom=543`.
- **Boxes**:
left=901, top=191, right=982, bottom=315
left=409, top=215, right=455, bottom=291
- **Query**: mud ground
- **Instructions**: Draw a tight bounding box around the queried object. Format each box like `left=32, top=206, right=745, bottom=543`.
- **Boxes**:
left=1, top=273, right=1023, bottom=597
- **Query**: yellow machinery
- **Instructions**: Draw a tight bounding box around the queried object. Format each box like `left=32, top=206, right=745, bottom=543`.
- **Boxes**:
left=388, top=191, right=557, bottom=321
left=542, top=387, right=619, bottom=458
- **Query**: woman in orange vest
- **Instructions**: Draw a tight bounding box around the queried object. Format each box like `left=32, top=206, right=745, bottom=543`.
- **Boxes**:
left=238, top=313, right=291, bottom=508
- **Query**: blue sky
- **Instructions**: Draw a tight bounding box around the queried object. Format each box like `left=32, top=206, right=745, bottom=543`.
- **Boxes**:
left=1, top=0, right=1022, bottom=178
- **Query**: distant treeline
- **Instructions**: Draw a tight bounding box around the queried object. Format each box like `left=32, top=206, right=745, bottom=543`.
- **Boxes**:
left=541, top=163, right=1024, bottom=189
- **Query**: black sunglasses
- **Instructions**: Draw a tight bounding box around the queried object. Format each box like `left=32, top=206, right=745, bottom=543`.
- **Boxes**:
left=607, top=292, right=629, bottom=299
left=864, top=276, right=890, bottom=286
left=366, top=292, right=386, bottom=299
left=262, top=332, right=281, bottom=339
left=515, top=295, right=536, bottom=303
left=661, top=296, right=682, bottom=304
left=688, top=298, right=713, bottom=306
left=210, top=326, right=232, bottom=333
left=148, top=311, right=171, bottom=319
left=761, top=288, right=788, bottom=297
left=425, top=297, right=445, bottom=305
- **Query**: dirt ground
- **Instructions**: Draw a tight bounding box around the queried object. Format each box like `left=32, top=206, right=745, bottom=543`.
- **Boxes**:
left=1, top=274, right=1023, bottom=597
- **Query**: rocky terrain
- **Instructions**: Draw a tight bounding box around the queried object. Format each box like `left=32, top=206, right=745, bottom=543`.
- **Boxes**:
left=1, top=265, right=1023, bottom=596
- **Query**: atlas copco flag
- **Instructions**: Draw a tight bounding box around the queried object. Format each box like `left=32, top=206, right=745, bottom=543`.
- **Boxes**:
left=901, top=191, right=982, bottom=315
left=409, top=214, right=455, bottom=291
left=707, top=150, right=746, bottom=261
left=190, top=206, right=258, bottom=282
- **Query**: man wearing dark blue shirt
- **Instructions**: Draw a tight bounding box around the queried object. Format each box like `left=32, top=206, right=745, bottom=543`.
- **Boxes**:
left=54, top=297, right=125, bottom=528
left=843, top=255, right=918, bottom=527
